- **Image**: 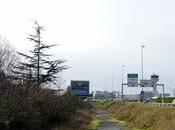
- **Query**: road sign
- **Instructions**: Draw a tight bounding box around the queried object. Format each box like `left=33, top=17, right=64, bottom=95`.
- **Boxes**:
left=70, top=80, right=89, bottom=96
left=127, top=73, right=138, bottom=87
left=140, top=80, right=154, bottom=87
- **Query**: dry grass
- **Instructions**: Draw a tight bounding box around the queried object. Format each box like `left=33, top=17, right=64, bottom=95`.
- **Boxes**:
left=87, top=116, right=102, bottom=130
left=96, top=101, right=175, bottom=130
left=52, top=108, right=92, bottom=130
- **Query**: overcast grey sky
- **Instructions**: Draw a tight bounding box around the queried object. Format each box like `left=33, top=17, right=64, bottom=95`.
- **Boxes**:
left=0, top=0, right=175, bottom=94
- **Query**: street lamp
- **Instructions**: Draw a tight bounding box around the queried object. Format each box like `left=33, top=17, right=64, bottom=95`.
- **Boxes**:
left=141, top=45, right=145, bottom=90
left=141, top=45, right=145, bottom=102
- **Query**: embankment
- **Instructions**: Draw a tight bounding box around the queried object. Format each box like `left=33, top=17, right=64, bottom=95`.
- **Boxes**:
left=96, top=101, right=175, bottom=130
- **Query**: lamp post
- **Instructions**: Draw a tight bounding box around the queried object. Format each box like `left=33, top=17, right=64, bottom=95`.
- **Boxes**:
left=141, top=45, right=145, bottom=102
left=141, top=45, right=145, bottom=90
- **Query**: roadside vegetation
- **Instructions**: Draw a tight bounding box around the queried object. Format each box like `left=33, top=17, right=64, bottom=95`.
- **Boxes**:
left=153, top=97, right=175, bottom=103
left=0, top=22, right=92, bottom=130
left=52, top=102, right=92, bottom=130
left=87, top=116, right=102, bottom=130
left=95, top=101, right=175, bottom=130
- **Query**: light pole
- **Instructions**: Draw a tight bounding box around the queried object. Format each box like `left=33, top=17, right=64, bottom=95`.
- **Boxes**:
left=121, top=65, right=125, bottom=101
left=141, top=45, right=145, bottom=90
left=141, top=45, right=145, bottom=102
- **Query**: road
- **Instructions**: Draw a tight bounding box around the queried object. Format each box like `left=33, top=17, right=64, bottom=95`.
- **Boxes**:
left=92, top=108, right=124, bottom=130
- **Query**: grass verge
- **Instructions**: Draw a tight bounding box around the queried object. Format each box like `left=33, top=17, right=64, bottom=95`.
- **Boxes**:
left=94, top=101, right=175, bottom=130
left=87, top=116, right=102, bottom=130
left=108, top=117, right=147, bottom=130
left=108, top=117, right=127, bottom=126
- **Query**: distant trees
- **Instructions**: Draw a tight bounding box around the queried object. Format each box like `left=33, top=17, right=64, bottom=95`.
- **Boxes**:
left=12, top=21, right=68, bottom=92
left=0, top=37, right=21, bottom=130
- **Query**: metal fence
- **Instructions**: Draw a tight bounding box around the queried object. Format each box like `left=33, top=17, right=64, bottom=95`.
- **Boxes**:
left=125, top=101, right=175, bottom=107
left=150, top=102, right=175, bottom=107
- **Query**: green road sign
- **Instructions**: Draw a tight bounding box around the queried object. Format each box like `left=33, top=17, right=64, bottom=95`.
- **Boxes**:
left=127, top=74, right=138, bottom=78
left=127, top=73, right=138, bottom=87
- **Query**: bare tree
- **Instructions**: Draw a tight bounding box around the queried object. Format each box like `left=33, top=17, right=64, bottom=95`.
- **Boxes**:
left=0, top=37, right=19, bottom=75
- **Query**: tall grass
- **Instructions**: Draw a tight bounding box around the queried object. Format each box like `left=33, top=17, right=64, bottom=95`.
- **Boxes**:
left=98, top=101, right=175, bottom=130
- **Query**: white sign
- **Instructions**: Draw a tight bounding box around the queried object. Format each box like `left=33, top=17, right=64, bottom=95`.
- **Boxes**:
left=140, top=80, right=154, bottom=87
left=127, top=74, right=138, bottom=87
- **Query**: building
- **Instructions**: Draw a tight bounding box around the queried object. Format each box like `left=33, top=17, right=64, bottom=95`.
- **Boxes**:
left=151, top=74, right=159, bottom=96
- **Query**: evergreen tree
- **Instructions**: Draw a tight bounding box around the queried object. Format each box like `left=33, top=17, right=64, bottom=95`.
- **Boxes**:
left=13, top=21, right=68, bottom=91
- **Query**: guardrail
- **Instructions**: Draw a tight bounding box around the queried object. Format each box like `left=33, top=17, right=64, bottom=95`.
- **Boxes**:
left=88, top=99, right=175, bottom=107
left=150, top=102, right=175, bottom=107
left=126, top=102, right=175, bottom=107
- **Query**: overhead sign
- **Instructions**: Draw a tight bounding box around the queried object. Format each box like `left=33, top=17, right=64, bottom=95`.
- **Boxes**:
left=140, top=80, right=154, bottom=87
left=127, top=73, right=138, bottom=87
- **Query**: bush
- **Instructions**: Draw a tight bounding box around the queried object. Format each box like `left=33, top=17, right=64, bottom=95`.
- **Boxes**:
left=154, top=97, right=175, bottom=103
left=0, top=87, right=78, bottom=130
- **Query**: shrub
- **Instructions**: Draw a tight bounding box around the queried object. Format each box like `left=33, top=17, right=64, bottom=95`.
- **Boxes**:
left=0, top=87, right=78, bottom=130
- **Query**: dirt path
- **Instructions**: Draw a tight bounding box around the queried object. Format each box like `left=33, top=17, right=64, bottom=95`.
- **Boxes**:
left=92, top=108, right=123, bottom=130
